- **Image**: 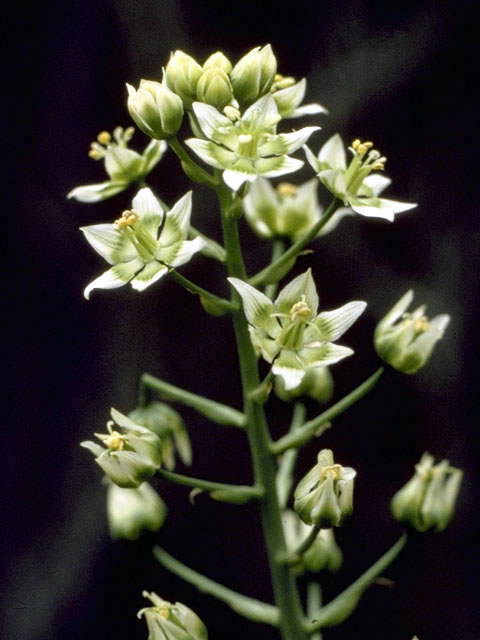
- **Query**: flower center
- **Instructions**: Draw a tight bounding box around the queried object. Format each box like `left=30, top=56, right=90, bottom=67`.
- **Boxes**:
left=290, top=296, right=312, bottom=321
left=105, top=430, right=124, bottom=451
left=115, top=209, right=138, bottom=230
left=321, top=463, right=343, bottom=479
left=343, top=138, right=387, bottom=195
left=277, top=182, right=297, bottom=198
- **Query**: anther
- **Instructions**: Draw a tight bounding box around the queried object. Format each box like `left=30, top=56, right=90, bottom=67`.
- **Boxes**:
left=97, top=131, right=111, bottom=145
left=277, top=183, right=298, bottom=197
left=223, top=106, right=240, bottom=121
left=105, top=430, right=124, bottom=450
left=352, top=139, right=361, bottom=150
left=115, top=209, right=138, bottom=230
left=238, top=134, right=253, bottom=144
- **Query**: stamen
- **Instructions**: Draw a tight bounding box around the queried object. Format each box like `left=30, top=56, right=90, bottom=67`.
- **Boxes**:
left=265, top=113, right=282, bottom=127
left=223, top=106, right=240, bottom=121
left=321, top=463, right=343, bottom=478
left=352, top=139, right=361, bottom=150
left=115, top=209, right=138, bottom=230
left=414, top=316, right=429, bottom=333
left=105, top=430, right=124, bottom=450
left=290, top=296, right=312, bottom=320
left=88, top=149, right=102, bottom=160
left=277, top=183, right=297, bottom=197
left=97, top=131, right=111, bottom=145
left=272, top=73, right=296, bottom=90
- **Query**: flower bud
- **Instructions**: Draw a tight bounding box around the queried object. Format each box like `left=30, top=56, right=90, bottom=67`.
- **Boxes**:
left=137, top=591, right=208, bottom=640
left=391, top=453, right=463, bottom=532
left=127, top=80, right=184, bottom=139
left=196, top=67, right=233, bottom=110
left=107, top=482, right=167, bottom=540
left=230, top=44, right=277, bottom=105
left=275, top=366, right=333, bottom=403
left=203, top=51, right=232, bottom=74
left=81, top=408, right=162, bottom=488
left=129, top=402, right=192, bottom=470
left=165, top=50, right=203, bottom=109
left=294, top=449, right=356, bottom=528
left=374, top=290, right=450, bottom=374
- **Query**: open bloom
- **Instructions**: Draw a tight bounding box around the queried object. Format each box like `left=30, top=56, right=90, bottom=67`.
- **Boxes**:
left=305, top=134, right=416, bottom=221
left=138, top=592, right=208, bottom=640
left=374, top=290, right=450, bottom=374
left=68, top=127, right=166, bottom=202
left=186, top=94, right=318, bottom=191
left=271, top=75, right=328, bottom=119
left=229, top=269, right=366, bottom=390
left=81, top=188, right=205, bottom=298
left=107, top=482, right=167, bottom=540
left=81, top=408, right=162, bottom=488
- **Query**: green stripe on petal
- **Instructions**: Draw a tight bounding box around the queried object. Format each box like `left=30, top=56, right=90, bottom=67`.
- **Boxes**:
left=275, top=269, right=319, bottom=317
left=349, top=196, right=417, bottom=220
left=132, top=188, right=164, bottom=236
left=192, top=102, right=233, bottom=140
left=318, top=133, right=347, bottom=171
left=228, top=278, right=280, bottom=336
left=272, top=349, right=306, bottom=390
left=255, top=155, right=304, bottom=179
left=297, top=342, right=354, bottom=368
left=318, top=169, right=347, bottom=201
left=84, top=258, right=143, bottom=299
left=130, top=261, right=168, bottom=291
left=68, top=181, right=129, bottom=203
left=185, top=138, right=236, bottom=170
left=306, top=301, right=367, bottom=342
left=168, top=237, right=205, bottom=268
left=80, top=224, right=137, bottom=265
left=160, top=191, right=193, bottom=246
left=259, top=127, right=319, bottom=156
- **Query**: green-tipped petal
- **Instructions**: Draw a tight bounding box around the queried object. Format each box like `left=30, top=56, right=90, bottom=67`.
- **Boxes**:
left=167, top=237, right=206, bottom=268
left=80, top=224, right=137, bottom=264
left=132, top=187, right=164, bottom=236
left=256, top=155, right=304, bottom=179
left=306, top=301, right=367, bottom=342
left=84, top=259, right=143, bottom=299
left=185, top=138, right=236, bottom=170
left=68, top=181, right=129, bottom=203
left=298, top=342, right=354, bottom=368
left=160, top=191, right=193, bottom=246
left=192, top=101, right=232, bottom=139
left=275, top=269, right=319, bottom=317
left=130, top=261, right=168, bottom=291
left=249, top=326, right=281, bottom=362
left=259, top=127, right=319, bottom=156
left=318, top=169, right=348, bottom=201
left=104, top=147, right=144, bottom=181
left=272, top=349, right=305, bottom=390
left=228, top=278, right=279, bottom=334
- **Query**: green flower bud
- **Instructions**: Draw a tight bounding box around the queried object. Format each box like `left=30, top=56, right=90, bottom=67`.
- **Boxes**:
left=374, top=290, right=450, bottom=374
left=294, top=450, right=356, bottom=528
left=391, top=453, right=463, bottom=532
left=165, top=50, right=203, bottom=109
left=127, top=80, right=184, bottom=140
left=81, top=408, right=162, bottom=488
left=138, top=591, right=208, bottom=640
left=275, top=366, right=333, bottom=403
left=129, top=403, right=192, bottom=470
left=106, top=482, right=167, bottom=540
left=203, top=51, right=232, bottom=74
left=230, top=44, right=277, bottom=106
left=196, top=67, right=233, bottom=110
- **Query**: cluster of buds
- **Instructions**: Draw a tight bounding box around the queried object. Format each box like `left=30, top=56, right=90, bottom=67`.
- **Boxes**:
left=138, top=591, right=208, bottom=640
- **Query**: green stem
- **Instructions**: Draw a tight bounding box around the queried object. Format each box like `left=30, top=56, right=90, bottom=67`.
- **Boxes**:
left=167, top=268, right=237, bottom=313
left=168, top=137, right=219, bottom=188
left=306, top=534, right=407, bottom=632
left=271, top=367, right=384, bottom=455
left=276, top=403, right=305, bottom=510
left=219, top=182, right=309, bottom=640
left=307, top=583, right=323, bottom=640
left=153, top=546, right=280, bottom=626
left=157, top=469, right=262, bottom=504
left=140, top=373, right=246, bottom=427
left=249, top=197, right=341, bottom=287
left=293, top=523, right=321, bottom=557
left=265, top=238, right=286, bottom=299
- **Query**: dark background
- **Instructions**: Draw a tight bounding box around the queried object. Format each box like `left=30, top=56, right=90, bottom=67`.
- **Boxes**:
left=3, top=0, right=479, bottom=639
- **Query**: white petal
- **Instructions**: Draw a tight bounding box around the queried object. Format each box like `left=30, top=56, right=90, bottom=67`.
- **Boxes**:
left=160, top=191, right=193, bottom=245
left=84, top=259, right=143, bottom=299
left=272, top=351, right=306, bottom=390
left=185, top=138, right=235, bottom=170
left=168, top=237, right=206, bottom=268
left=256, top=156, right=304, bottom=179
left=319, top=134, right=347, bottom=171
left=142, top=139, right=168, bottom=173
left=228, top=278, right=279, bottom=336
left=105, top=147, right=143, bottom=181
left=223, top=168, right=257, bottom=191
left=304, top=145, right=322, bottom=173
left=377, top=290, right=414, bottom=330
left=298, top=342, right=354, bottom=367
left=318, top=169, right=347, bottom=200
left=288, top=103, right=328, bottom=118
left=130, top=261, right=168, bottom=291
left=81, top=224, right=137, bottom=265
left=191, top=102, right=232, bottom=139
left=259, top=126, right=320, bottom=156
left=349, top=196, right=416, bottom=220
left=67, top=181, right=128, bottom=203
left=132, top=187, right=164, bottom=235
left=360, top=174, right=392, bottom=197
left=275, top=269, right=319, bottom=317
left=243, top=94, right=278, bottom=125
left=307, top=301, right=367, bottom=342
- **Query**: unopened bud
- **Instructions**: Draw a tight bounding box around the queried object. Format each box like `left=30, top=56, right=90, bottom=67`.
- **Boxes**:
left=203, top=51, right=232, bottom=74
left=165, top=50, right=203, bottom=109
left=230, top=44, right=277, bottom=106
left=196, top=67, right=233, bottom=110
left=127, top=80, right=184, bottom=139
left=107, top=482, right=167, bottom=540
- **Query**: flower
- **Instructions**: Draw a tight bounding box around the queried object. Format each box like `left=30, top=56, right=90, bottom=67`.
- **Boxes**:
left=274, top=365, right=334, bottom=404
left=165, top=50, right=204, bottom=109
left=305, top=134, right=417, bottom=220
left=68, top=127, right=166, bottom=202
left=270, top=75, right=328, bottom=119
left=282, top=510, right=343, bottom=573
left=81, top=408, right=162, bottom=488
left=374, top=290, right=450, bottom=374
left=127, top=80, right=184, bottom=139
left=106, top=482, right=167, bottom=540
left=229, top=270, right=366, bottom=390
left=243, top=178, right=350, bottom=242
left=81, top=188, right=205, bottom=298
left=186, top=94, right=319, bottom=191
left=391, top=453, right=463, bottom=532
left=294, top=449, right=356, bottom=528
left=230, top=44, right=277, bottom=106
left=138, top=592, right=208, bottom=640
left=129, top=402, right=192, bottom=470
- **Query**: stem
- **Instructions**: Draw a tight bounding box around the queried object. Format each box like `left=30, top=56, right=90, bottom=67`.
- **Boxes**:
left=140, top=373, right=246, bottom=428
left=168, top=137, right=219, bottom=188
left=276, top=403, right=305, bottom=510
left=307, top=583, right=323, bottom=640
left=249, top=197, right=341, bottom=287
left=153, top=546, right=280, bottom=626
left=265, top=238, right=286, bottom=300
left=167, top=268, right=237, bottom=313
left=219, top=182, right=309, bottom=640
left=271, top=367, right=384, bottom=455
left=293, top=523, right=321, bottom=557
left=158, top=468, right=262, bottom=504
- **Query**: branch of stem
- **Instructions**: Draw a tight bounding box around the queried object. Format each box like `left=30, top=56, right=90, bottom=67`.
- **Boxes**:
left=167, top=268, right=237, bottom=313
left=168, top=137, right=219, bottom=188
left=153, top=546, right=280, bottom=626
left=157, top=469, right=262, bottom=504
left=271, top=367, right=384, bottom=454
left=140, top=373, right=246, bottom=427
left=188, top=225, right=226, bottom=262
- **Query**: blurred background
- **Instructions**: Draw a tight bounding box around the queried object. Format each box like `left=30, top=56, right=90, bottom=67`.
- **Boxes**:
left=3, top=0, right=479, bottom=638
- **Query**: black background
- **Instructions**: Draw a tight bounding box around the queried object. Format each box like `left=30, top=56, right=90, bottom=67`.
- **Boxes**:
left=2, top=0, right=479, bottom=639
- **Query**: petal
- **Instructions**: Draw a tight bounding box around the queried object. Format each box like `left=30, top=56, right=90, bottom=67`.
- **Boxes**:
left=318, top=134, right=347, bottom=171
left=349, top=196, right=417, bottom=220
left=316, top=206, right=352, bottom=237
left=288, top=103, right=328, bottom=118
left=249, top=326, right=280, bottom=363
left=105, top=147, right=144, bottom=181
left=166, top=237, right=206, bottom=268
left=304, top=144, right=322, bottom=173
left=305, top=301, right=367, bottom=342
left=132, top=187, right=164, bottom=236
left=84, top=259, right=143, bottom=299
left=272, top=79, right=307, bottom=116
left=272, top=350, right=306, bottom=390
left=318, top=169, right=348, bottom=200
left=297, top=342, right=354, bottom=368
left=223, top=166, right=257, bottom=191
left=258, top=127, right=319, bottom=156
left=81, top=224, right=137, bottom=264
left=228, top=278, right=280, bottom=336
left=275, top=269, right=319, bottom=317
left=359, top=174, right=392, bottom=197
left=243, top=94, right=278, bottom=126
left=130, top=261, right=168, bottom=291
left=160, top=191, right=193, bottom=246
left=255, top=155, right=304, bottom=179
left=142, top=139, right=168, bottom=173
left=191, top=102, right=233, bottom=140
left=185, top=138, right=236, bottom=170
left=67, top=181, right=128, bottom=203
left=377, top=290, right=414, bottom=331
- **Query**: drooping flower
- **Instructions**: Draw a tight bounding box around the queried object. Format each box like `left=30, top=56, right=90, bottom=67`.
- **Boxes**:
left=305, top=134, right=416, bottom=220
left=106, top=482, right=167, bottom=540
left=81, top=408, right=162, bottom=488
left=374, top=290, right=450, bottom=374
left=68, top=127, right=166, bottom=202
left=229, top=269, right=366, bottom=390
left=81, top=188, right=205, bottom=298
left=186, top=94, right=319, bottom=191
left=138, top=591, right=208, bottom=640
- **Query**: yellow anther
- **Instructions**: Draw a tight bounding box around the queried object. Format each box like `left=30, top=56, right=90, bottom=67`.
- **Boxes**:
left=321, top=463, right=343, bottom=478
left=156, top=608, right=170, bottom=619
left=277, top=182, right=298, bottom=197
left=238, top=134, right=253, bottom=144
left=414, top=316, right=429, bottom=333
left=88, top=149, right=102, bottom=160
left=364, top=141, right=374, bottom=148
left=105, top=430, right=124, bottom=450
left=357, top=143, right=368, bottom=155
left=114, top=210, right=138, bottom=230
left=223, top=105, right=240, bottom=121
left=274, top=75, right=296, bottom=89
left=265, top=113, right=282, bottom=127
left=290, top=297, right=312, bottom=320
left=352, top=139, right=361, bottom=150
left=97, top=131, right=111, bottom=145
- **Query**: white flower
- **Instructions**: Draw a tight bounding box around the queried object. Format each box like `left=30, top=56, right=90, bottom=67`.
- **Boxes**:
left=107, top=482, right=167, bottom=540
left=81, top=188, right=205, bottom=298
left=68, top=127, right=166, bottom=202
left=138, top=592, right=208, bottom=640
left=271, top=76, right=328, bottom=119
left=305, top=134, right=417, bottom=221
left=186, top=94, right=319, bottom=191
left=229, top=269, right=366, bottom=390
